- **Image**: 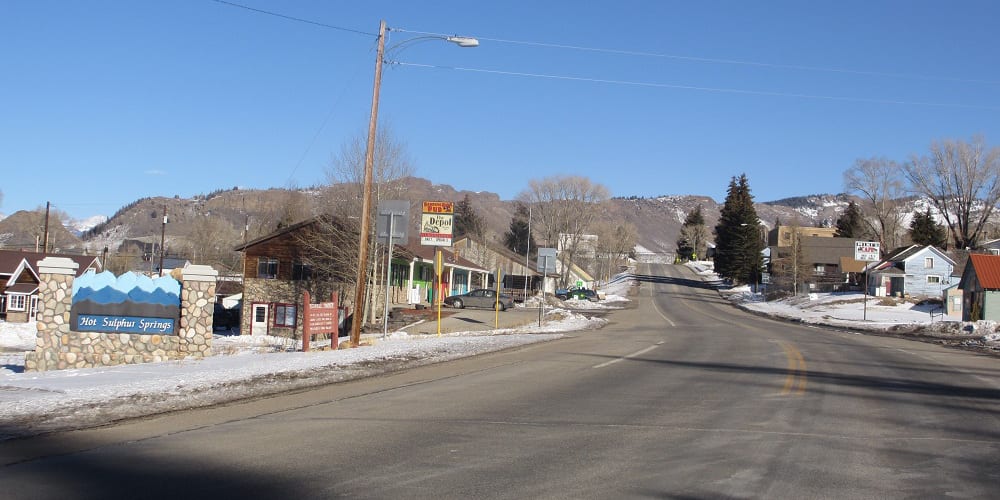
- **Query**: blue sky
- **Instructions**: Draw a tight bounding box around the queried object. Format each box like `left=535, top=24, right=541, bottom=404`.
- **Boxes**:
left=3, top=1, right=999, bottom=220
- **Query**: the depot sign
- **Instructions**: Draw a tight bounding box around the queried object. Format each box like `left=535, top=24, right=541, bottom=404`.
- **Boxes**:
left=421, top=201, right=454, bottom=246
left=855, top=241, right=881, bottom=261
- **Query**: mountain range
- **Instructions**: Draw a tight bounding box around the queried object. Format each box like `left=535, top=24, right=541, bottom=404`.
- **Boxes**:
left=0, top=177, right=885, bottom=265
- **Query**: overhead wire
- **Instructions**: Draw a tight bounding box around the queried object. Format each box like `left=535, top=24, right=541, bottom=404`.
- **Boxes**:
left=209, top=0, right=380, bottom=185
left=209, top=0, right=376, bottom=37
left=392, top=61, right=1000, bottom=112
left=391, top=27, right=1000, bottom=86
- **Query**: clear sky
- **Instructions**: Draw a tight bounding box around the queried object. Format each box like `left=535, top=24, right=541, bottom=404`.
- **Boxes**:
left=3, top=0, right=999, bottom=220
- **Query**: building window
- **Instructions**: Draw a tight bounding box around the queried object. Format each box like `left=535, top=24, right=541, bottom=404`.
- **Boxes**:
left=29, top=296, right=38, bottom=318
left=927, top=275, right=941, bottom=284
left=8, top=294, right=27, bottom=311
left=813, top=264, right=825, bottom=275
left=257, top=258, right=278, bottom=279
left=292, top=263, right=312, bottom=281
left=924, top=257, right=934, bottom=269
left=274, top=303, right=297, bottom=327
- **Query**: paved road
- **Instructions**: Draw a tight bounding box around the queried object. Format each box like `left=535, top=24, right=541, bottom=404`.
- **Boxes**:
left=2, top=263, right=999, bottom=499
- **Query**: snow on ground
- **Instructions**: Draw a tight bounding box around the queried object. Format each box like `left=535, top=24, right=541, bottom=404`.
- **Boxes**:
left=0, top=307, right=607, bottom=439
left=685, top=261, right=1000, bottom=344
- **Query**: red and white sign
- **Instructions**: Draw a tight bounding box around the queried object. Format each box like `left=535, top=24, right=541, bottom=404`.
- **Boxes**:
left=855, top=241, right=881, bottom=261
left=421, top=201, right=454, bottom=246
left=303, top=291, right=339, bottom=351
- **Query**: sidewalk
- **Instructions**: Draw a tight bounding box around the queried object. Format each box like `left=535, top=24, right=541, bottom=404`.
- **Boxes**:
left=397, top=306, right=542, bottom=335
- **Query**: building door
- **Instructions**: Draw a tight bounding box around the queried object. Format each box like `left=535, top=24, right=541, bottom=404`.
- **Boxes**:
left=251, top=303, right=269, bottom=336
left=890, top=277, right=905, bottom=297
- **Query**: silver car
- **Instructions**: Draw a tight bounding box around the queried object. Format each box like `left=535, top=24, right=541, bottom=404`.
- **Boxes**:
left=443, top=289, right=515, bottom=311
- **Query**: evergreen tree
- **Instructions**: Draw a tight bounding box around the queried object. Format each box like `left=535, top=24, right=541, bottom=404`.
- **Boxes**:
left=713, top=174, right=764, bottom=285
left=675, top=233, right=694, bottom=261
left=503, top=202, right=536, bottom=256
left=453, top=194, right=485, bottom=239
left=675, top=205, right=708, bottom=260
left=834, top=201, right=866, bottom=238
left=684, top=205, right=705, bottom=226
left=909, top=207, right=947, bottom=248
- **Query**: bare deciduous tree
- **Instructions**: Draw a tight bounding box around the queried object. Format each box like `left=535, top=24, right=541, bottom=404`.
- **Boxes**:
left=903, top=136, right=1000, bottom=249
left=186, top=215, right=241, bottom=271
left=593, top=219, right=636, bottom=282
left=299, top=125, right=415, bottom=326
left=843, top=157, right=906, bottom=250
left=518, top=175, right=610, bottom=287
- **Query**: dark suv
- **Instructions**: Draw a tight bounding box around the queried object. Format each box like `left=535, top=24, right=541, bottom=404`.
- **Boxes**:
left=555, top=288, right=600, bottom=302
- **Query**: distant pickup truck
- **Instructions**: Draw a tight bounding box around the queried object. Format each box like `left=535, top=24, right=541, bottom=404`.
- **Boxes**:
left=555, top=287, right=600, bottom=302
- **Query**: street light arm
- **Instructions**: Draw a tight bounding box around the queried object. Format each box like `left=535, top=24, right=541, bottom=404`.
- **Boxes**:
left=445, top=36, right=479, bottom=47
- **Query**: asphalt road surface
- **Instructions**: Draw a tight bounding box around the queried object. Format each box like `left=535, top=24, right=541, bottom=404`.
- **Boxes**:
left=2, top=263, right=999, bottom=499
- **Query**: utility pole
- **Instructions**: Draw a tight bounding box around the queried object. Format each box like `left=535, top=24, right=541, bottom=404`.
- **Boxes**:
left=523, top=204, right=531, bottom=301
left=351, top=20, right=386, bottom=347
left=42, top=201, right=50, bottom=253
left=158, top=205, right=167, bottom=277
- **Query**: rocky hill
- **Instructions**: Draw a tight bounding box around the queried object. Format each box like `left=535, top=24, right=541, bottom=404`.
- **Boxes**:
left=0, top=209, right=83, bottom=252
left=1, top=178, right=875, bottom=268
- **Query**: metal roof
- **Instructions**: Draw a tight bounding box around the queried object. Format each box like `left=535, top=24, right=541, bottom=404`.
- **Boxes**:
left=967, top=253, right=1000, bottom=289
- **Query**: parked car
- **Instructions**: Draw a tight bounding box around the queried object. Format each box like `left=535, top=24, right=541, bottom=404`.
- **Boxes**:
left=443, top=289, right=515, bottom=311
left=555, top=287, right=600, bottom=302
left=213, top=303, right=241, bottom=331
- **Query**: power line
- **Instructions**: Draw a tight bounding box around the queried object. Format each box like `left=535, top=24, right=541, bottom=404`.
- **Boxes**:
left=209, top=0, right=375, bottom=37
left=392, top=27, right=1000, bottom=86
left=393, top=61, right=1000, bottom=112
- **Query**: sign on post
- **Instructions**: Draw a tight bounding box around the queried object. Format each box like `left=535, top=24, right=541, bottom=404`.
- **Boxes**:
left=420, top=201, right=454, bottom=246
left=376, top=200, right=409, bottom=244
left=535, top=247, right=557, bottom=327
left=302, top=291, right=339, bottom=352
left=855, top=241, right=881, bottom=261
left=536, top=247, right=557, bottom=274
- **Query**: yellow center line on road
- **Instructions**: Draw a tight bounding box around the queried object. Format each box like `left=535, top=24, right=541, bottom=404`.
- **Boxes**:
left=593, top=341, right=665, bottom=369
left=780, top=342, right=808, bottom=396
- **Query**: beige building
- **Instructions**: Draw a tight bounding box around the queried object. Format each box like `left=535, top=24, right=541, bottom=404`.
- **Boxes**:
left=768, top=225, right=837, bottom=247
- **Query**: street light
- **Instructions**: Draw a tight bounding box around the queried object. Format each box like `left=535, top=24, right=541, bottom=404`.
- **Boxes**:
left=350, top=20, right=477, bottom=347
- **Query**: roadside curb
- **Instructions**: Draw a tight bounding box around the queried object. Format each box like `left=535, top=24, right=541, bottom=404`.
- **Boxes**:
left=729, top=300, right=1000, bottom=357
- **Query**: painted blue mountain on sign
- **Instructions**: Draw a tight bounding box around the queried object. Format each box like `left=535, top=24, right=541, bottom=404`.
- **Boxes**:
left=73, top=271, right=180, bottom=307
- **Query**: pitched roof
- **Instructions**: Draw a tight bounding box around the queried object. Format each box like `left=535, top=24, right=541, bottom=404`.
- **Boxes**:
left=0, top=250, right=100, bottom=278
left=874, top=244, right=955, bottom=270
left=801, top=236, right=857, bottom=264
left=4, top=283, right=38, bottom=295
left=967, top=253, right=1000, bottom=289
left=233, top=216, right=325, bottom=252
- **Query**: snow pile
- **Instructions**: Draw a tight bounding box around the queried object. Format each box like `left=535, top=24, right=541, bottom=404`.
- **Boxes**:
left=0, top=321, right=36, bottom=351
left=682, top=262, right=1000, bottom=351
left=518, top=270, right=635, bottom=310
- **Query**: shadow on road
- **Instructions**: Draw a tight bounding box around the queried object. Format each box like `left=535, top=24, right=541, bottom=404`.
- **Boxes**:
left=0, top=426, right=312, bottom=499
left=631, top=273, right=729, bottom=291
left=584, top=353, right=1000, bottom=426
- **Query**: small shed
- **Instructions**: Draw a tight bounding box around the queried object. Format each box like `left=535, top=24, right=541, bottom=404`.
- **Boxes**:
left=958, top=253, right=1000, bottom=321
